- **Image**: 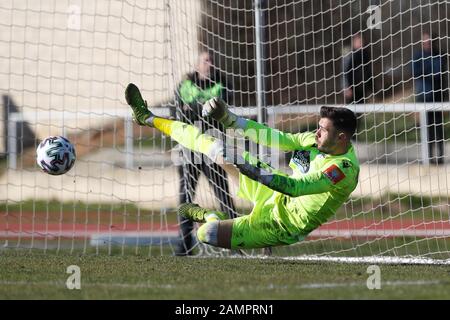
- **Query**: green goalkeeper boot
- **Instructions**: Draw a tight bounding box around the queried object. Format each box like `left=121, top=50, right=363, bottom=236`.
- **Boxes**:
left=125, top=83, right=155, bottom=126
left=178, top=203, right=228, bottom=223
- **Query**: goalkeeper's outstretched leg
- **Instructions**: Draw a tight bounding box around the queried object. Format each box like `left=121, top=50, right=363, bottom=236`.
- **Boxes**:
left=125, top=83, right=234, bottom=171
left=125, top=83, right=242, bottom=249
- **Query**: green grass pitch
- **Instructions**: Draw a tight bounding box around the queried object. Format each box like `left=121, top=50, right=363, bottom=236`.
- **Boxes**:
left=0, top=251, right=449, bottom=299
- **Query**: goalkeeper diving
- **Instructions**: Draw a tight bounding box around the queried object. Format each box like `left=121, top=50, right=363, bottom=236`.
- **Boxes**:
left=125, top=83, right=359, bottom=249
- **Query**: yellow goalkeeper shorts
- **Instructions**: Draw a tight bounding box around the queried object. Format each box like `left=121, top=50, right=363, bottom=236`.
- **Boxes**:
left=230, top=173, right=306, bottom=249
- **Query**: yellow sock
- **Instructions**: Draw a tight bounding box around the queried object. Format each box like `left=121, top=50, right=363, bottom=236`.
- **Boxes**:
left=153, top=117, right=175, bottom=136
left=153, top=117, right=223, bottom=161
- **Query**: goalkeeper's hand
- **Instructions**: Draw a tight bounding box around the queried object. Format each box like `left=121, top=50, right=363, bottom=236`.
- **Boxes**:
left=228, top=154, right=274, bottom=187
left=229, top=153, right=299, bottom=197
left=202, top=97, right=239, bottom=128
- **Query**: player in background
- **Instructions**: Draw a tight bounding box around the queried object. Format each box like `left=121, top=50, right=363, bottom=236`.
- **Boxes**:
left=173, top=51, right=237, bottom=255
left=125, top=83, right=359, bottom=249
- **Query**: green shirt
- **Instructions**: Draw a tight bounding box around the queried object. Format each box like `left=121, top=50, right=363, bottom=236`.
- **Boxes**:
left=241, top=120, right=360, bottom=235
left=179, top=79, right=223, bottom=105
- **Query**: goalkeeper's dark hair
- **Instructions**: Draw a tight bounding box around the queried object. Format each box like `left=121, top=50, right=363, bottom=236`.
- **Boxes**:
left=320, top=106, right=357, bottom=138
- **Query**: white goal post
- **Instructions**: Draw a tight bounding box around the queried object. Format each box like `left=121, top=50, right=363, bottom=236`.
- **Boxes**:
left=1, top=0, right=450, bottom=264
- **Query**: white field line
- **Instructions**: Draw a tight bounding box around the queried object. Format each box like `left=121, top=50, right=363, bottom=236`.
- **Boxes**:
left=280, top=280, right=444, bottom=289
left=0, top=280, right=445, bottom=291
left=220, top=254, right=450, bottom=265
left=279, top=255, right=450, bottom=265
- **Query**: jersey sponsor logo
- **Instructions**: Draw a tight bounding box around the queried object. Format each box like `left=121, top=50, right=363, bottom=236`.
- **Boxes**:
left=324, top=164, right=346, bottom=184
left=291, top=150, right=311, bottom=173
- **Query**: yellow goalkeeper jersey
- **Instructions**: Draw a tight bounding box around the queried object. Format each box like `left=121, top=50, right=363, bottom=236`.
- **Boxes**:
left=239, top=120, right=360, bottom=237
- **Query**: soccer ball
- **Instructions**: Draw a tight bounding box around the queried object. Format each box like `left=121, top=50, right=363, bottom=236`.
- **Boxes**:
left=36, top=136, right=76, bottom=175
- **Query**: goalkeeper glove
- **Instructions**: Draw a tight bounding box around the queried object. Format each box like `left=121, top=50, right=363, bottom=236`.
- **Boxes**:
left=228, top=153, right=273, bottom=187
left=229, top=153, right=301, bottom=197
left=202, top=97, right=246, bottom=129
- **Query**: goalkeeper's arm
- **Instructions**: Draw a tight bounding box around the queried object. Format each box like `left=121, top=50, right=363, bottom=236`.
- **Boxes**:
left=235, top=157, right=333, bottom=197
left=203, top=98, right=302, bottom=151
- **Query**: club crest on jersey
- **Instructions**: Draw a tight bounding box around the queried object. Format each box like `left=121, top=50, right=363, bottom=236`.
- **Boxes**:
left=291, top=150, right=311, bottom=173
left=324, top=164, right=346, bottom=184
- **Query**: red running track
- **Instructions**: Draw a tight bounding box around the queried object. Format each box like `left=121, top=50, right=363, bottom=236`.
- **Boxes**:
left=1, top=219, right=450, bottom=239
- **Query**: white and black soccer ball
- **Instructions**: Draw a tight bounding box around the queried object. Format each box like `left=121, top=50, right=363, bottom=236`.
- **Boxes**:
left=36, top=136, right=76, bottom=175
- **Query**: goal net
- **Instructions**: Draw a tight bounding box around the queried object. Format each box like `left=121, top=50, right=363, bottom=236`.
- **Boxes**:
left=1, top=0, right=450, bottom=263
